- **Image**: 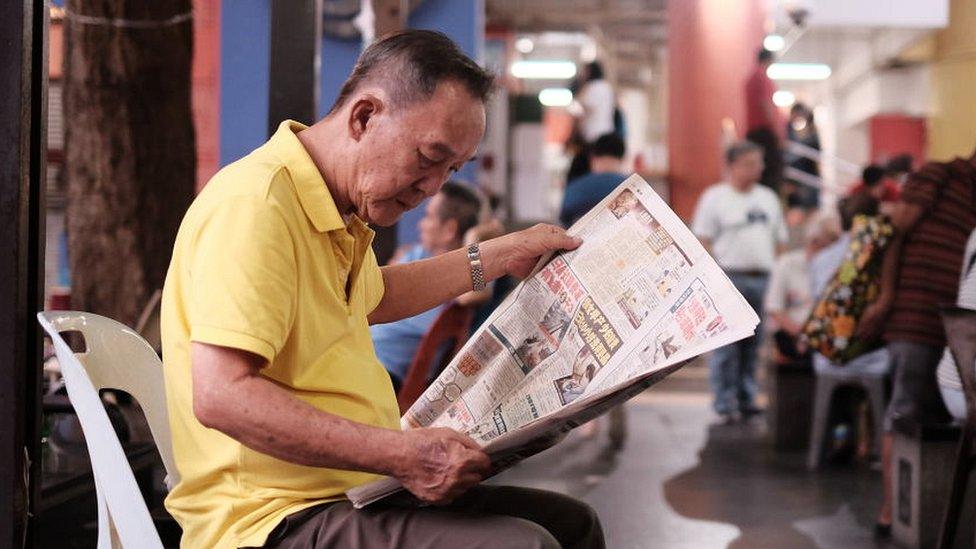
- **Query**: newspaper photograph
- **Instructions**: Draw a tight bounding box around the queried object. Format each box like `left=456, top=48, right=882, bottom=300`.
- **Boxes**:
left=348, top=174, right=760, bottom=508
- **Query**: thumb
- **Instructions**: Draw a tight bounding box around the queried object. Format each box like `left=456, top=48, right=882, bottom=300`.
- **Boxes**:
left=443, top=429, right=483, bottom=451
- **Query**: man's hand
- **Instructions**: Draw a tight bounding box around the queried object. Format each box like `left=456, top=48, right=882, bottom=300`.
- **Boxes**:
left=485, top=224, right=583, bottom=279
left=856, top=299, right=891, bottom=341
left=393, top=428, right=491, bottom=504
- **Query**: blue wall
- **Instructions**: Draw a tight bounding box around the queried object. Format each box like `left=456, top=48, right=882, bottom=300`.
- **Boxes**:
left=219, top=0, right=270, bottom=165
left=218, top=0, right=485, bottom=246
left=398, top=0, right=484, bottom=245
left=319, top=36, right=362, bottom=117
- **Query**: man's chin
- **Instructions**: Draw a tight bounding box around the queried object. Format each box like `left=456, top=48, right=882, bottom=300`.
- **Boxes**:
left=364, top=205, right=406, bottom=227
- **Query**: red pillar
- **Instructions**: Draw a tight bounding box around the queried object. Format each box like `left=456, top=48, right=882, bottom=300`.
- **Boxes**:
left=192, top=0, right=221, bottom=190
left=869, top=114, right=926, bottom=167
left=666, top=0, right=766, bottom=220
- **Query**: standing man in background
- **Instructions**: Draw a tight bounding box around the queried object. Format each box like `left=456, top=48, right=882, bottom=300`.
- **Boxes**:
left=744, top=48, right=784, bottom=192
left=692, top=141, right=787, bottom=423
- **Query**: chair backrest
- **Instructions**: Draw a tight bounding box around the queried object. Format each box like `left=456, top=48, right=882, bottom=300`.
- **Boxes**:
left=397, top=303, right=475, bottom=414
left=38, top=311, right=172, bottom=549
left=133, top=289, right=163, bottom=354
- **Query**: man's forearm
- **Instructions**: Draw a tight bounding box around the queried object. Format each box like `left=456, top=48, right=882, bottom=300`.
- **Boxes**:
left=370, top=237, right=510, bottom=324
left=196, top=370, right=404, bottom=475
left=877, top=233, right=903, bottom=306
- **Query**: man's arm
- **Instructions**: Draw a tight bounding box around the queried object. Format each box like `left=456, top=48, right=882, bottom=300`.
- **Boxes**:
left=191, top=342, right=491, bottom=503
left=855, top=202, right=925, bottom=339
left=369, top=224, right=580, bottom=325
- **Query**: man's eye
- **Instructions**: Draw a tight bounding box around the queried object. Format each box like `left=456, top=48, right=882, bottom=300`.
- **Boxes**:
left=449, top=165, right=460, bottom=174
left=418, top=151, right=435, bottom=168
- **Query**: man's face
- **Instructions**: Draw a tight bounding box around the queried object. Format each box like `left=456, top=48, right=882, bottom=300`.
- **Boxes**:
left=418, top=194, right=458, bottom=252
left=729, top=150, right=764, bottom=188
left=351, top=80, right=486, bottom=226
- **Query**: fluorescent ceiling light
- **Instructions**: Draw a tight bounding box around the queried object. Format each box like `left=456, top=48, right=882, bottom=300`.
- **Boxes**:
left=772, top=90, right=796, bottom=107
left=511, top=60, right=577, bottom=80
left=763, top=34, right=785, bottom=52
left=515, top=37, right=534, bottom=54
left=538, top=88, right=573, bottom=107
left=767, top=63, right=832, bottom=81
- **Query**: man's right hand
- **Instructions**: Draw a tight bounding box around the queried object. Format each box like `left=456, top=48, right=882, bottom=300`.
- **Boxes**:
left=856, top=299, right=891, bottom=341
left=393, top=428, right=491, bottom=504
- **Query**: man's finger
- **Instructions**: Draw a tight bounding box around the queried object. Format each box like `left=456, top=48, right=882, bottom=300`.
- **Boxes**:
left=460, top=448, right=492, bottom=473
left=445, top=429, right=483, bottom=451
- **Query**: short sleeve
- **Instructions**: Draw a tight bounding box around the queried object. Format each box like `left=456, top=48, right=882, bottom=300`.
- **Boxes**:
left=188, top=198, right=297, bottom=363
left=691, top=189, right=718, bottom=241
left=901, top=162, right=949, bottom=212
left=362, top=245, right=386, bottom=315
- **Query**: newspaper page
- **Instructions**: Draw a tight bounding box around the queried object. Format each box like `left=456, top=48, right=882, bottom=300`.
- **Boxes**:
left=348, top=174, right=760, bottom=508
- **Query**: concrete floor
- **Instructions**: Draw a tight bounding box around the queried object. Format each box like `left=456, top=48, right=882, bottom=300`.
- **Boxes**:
left=492, top=361, right=892, bottom=549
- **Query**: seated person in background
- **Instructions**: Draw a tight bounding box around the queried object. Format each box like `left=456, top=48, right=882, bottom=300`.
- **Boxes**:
left=849, top=164, right=900, bottom=215
left=936, top=227, right=976, bottom=421
left=884, top=153, right=914, bottom=188
left=808, top=193, right=890, bottom=376
left=765, top=213, right=840, bottom=362
left=372, top=182, right=494, bottom=392
left=559, top=133, right=627, bottom=227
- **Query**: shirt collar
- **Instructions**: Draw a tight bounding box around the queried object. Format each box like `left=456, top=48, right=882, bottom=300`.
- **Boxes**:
left=268, top=120, right=349, bottom=233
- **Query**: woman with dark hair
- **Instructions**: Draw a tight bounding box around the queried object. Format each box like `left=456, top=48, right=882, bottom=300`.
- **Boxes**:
left=576, top=61, right=615, bottom=143
left=784, top=102, right=821, bottom=209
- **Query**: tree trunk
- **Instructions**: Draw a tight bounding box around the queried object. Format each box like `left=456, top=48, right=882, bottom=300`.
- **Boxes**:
left=64, top=0, right=195, bottom=327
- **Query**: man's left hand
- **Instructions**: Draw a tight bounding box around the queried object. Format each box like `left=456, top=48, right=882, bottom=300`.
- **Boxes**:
left=484, top=224, right=582, bottom=279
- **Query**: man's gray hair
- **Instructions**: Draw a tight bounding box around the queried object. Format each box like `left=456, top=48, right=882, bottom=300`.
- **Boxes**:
left=725, top=140, right=763, bottom=165
left=329, top=30, right=494, bottom=114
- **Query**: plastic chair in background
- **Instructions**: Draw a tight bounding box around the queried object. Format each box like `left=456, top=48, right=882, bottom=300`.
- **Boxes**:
left=396, top=303, right=475, bottom=414
left=37, top=311, right=179, bottom=548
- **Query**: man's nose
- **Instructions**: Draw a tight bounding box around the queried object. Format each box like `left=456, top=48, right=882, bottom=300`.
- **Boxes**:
left=419, top=171, right=449, bottom=196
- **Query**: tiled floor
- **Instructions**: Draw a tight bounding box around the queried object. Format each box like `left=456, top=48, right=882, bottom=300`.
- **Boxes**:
left=492, top=361, right=891, bottom=548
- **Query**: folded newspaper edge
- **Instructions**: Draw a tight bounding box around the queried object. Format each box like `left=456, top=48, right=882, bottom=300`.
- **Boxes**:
left=348, top=174, right=759, bottom=509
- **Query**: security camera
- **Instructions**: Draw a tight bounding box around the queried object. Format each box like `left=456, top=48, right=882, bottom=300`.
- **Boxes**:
left=782, top=0, right=812, bottom=27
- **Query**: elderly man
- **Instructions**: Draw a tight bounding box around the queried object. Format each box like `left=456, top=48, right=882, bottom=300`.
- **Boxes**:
left=161, top=31, right=602, bottom=549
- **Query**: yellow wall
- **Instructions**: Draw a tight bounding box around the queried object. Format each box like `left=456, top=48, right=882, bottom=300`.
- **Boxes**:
left=929, top=0, right=976, bottom=160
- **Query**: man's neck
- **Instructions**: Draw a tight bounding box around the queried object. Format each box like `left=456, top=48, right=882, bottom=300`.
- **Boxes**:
left=728, top=180, right=754, bottom=193
left=590, top=157, right=622, bottom=174
left=296, top=116, right=356, bottom=217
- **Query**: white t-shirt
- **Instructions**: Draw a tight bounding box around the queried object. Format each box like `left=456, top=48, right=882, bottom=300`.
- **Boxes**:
left=577, top=79, right=615, bottom=142
left=764, top=249, right=812, bottom=328
left=691, top=182, right=787, bottom=272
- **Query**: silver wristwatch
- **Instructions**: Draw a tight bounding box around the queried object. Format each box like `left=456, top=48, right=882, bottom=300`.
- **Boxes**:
left=467, top=242, right=486, bottom=291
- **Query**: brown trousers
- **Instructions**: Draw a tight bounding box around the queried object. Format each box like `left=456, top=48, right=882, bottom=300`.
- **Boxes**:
left=261, top=485, right=605, bottom=549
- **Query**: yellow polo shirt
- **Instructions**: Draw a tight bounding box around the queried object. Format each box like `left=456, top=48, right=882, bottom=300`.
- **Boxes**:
left=160, top=121, right=400, bottom=548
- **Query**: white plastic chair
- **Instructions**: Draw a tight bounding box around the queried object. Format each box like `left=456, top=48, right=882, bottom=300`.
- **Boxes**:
left=38, top=310, right=179, bottom=549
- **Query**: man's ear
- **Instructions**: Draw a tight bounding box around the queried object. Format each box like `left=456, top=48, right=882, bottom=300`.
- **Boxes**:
left=348, top=94, right=383, bottom=141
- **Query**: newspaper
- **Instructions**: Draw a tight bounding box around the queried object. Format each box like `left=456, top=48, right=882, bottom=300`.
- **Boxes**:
left=348, top=174, right=760, bottom=508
